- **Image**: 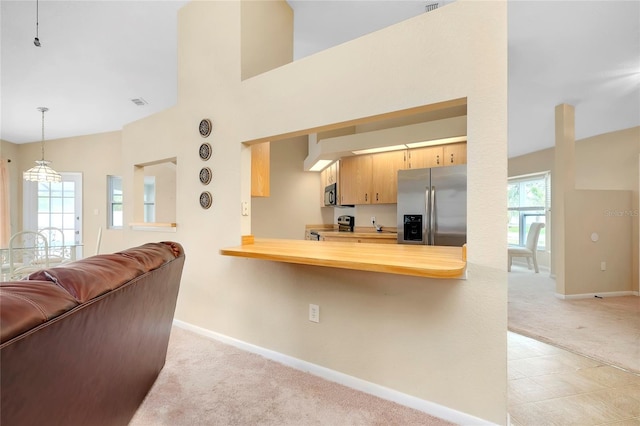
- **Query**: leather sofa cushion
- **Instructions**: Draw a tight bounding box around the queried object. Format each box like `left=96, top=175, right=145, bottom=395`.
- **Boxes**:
left=27, top=255, right=144, bottom=303
left=0, top=281, right=79, bottom=344
left=116, top=242, right=180, bottom=271
left=27, top=242, right=182, bottom=304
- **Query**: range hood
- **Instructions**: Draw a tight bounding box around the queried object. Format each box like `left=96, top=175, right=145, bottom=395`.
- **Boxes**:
left=304, top=115, right=467, bottom=171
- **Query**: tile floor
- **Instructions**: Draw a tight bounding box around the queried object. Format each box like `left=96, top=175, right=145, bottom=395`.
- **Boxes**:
left=508, top=331, right=640, bottom=425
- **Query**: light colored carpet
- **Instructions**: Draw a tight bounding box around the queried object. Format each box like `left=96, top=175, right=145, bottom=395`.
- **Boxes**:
left=130, top=326, right=453, bottom=426
left=508, top=264, right=640, bottom=374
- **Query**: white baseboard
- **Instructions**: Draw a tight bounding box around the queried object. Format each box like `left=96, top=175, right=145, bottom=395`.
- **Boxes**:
left=172, top=319, right=498, bottom=426
left=556, top=291, right=640, bottom=300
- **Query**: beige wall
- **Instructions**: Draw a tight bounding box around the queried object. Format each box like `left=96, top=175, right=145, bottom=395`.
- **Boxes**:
left=508, top=126, right=640, bottom=294
left=143, top=162, right=177, bottom=223
left=119, top=1, right=508, bottom=424
left=565, top=190, right=633, bottom=295
left=241, top=0, right=293, bottom=80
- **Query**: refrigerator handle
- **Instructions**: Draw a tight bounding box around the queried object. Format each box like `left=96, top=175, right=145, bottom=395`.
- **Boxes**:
left=425, top=186, right=430, bottom=244
left=429, top=186, right=436, bottom=245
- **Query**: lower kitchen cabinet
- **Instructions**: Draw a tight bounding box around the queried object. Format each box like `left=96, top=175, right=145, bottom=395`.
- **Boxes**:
left=320, top=235, right=397, bottom=244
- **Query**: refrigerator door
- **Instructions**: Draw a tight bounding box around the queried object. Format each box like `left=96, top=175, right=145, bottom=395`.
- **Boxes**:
left=430, top=165, right=466, bottom=246
left=397, top=168, right=430, bottom=245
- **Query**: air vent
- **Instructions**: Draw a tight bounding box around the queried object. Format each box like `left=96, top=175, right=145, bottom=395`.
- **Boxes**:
left=425, top=2, right=439, bottom=12
left=130, top=97, right=148, bottom=106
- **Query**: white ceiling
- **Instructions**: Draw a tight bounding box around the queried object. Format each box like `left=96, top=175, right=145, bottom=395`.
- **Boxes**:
left=1, top=1, right=638, bottom=158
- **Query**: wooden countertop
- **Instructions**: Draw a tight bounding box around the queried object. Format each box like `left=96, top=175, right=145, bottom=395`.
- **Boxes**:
left=220, top=236, right=466, bottom=279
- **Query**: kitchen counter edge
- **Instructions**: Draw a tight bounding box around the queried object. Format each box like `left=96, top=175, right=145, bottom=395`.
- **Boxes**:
left=220, top=236, right=467, bottom=279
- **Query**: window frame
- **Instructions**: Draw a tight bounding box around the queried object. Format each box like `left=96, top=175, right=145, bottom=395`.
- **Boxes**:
left=107, top=175, right=123, bottom=229
left=508, top=172, right=550, bottom=251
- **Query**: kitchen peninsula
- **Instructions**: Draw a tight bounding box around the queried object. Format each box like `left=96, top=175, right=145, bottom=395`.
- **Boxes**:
left=220, top=236, right=466, bottom=279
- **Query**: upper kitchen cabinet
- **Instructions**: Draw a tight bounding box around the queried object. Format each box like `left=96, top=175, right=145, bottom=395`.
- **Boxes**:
left=406, top=145, right=443, bottom=169
left=371, top=150, right=406, bottom=204
left=340, top=150, right=406, bottom=205
left=443, top=142, right=467, bottom=166
left=340, top=155, right=372, bottom=205
left=406, top=142, right=466, bottom=169
left=251, top=141, right=270, bottom=197
left=320, top=161, right=339, bottom=186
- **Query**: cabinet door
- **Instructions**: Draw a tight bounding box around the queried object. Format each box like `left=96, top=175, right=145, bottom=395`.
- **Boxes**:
left=251, top=141, right=270, bottom=197
left=443, top=142, right=467, bottom=166
left=408, top=146, right=444, bottom=169
left=340, top=155, right=372, bottom=204
left=327, top=161, right=339, bottom=184
left=371, top=150, right=406, bottom=204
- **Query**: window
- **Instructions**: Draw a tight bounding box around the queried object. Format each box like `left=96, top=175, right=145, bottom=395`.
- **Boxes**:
left=508, top=172, right=550, bottom=250
left=107, top=176, right=123, bottom=229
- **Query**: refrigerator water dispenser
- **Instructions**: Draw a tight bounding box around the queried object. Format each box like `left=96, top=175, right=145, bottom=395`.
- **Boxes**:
left=403, top=215, right=423, bottom=241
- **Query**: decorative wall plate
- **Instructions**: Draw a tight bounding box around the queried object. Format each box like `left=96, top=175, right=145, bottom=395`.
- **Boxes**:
left=199, top=118, right=212, bottom=138
left=199, top=167, right=212, bottom=185
left=199, top=191, right=213, bottom=209
left=199, top=143, right=212, bottom=160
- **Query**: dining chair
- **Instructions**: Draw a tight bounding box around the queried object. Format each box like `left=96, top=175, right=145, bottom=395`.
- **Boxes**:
left=508, top=222, right=545, bottom=273
left=8, top=231, right=49, bottom=279
left=39, top=227, right=69, bottom=265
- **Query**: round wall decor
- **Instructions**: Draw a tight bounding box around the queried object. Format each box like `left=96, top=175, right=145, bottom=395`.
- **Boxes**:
left=199, top=143, right=212, bottom=161
left=199, top=191, right=213, bottom=209
left=199, top=118, right=212, bottom=138
left=199, top=167, right=212, bottom=185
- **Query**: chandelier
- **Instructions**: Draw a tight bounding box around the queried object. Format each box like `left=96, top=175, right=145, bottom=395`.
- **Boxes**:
left=23, top=107, right=62, bottom=183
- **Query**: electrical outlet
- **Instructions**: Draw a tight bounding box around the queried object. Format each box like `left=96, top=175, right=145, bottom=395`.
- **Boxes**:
left=371, top=216, right=376, bottom=225
left=309, top=304, right=320, bottom=323
left=241, top=201, right=249, bottom=216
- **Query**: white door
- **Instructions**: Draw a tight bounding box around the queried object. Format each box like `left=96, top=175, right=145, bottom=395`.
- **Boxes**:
left=23, top=172, right=83, bottom=258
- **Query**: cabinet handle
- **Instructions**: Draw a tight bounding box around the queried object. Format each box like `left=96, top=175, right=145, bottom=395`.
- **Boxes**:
left=376, top=193, right=379, bottom=201
left=436, top=155, right=440, bottom=165
left=450, top=153, right=454, bottom=163
left=365, top=193, right=368, bottom=202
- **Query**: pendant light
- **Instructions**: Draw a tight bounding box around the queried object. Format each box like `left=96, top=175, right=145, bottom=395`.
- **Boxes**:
left=34, top=0, right=41, bottom=47
left=23, top=107, right=62, bottom=183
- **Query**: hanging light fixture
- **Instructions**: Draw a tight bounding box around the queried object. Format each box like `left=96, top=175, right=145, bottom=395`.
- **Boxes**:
left=23, top=107, right=62, bottom=183
left=33, top=0, right=42, bottom=46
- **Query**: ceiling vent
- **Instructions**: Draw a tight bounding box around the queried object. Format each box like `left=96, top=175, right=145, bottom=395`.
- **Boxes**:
left=130, top=97, right=148, bottom=106
left=425, top=2, right=439, bottom=12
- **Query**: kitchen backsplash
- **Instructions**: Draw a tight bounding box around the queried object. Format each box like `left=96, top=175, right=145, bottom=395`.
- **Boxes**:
left=332, top=204, right=397, bottom=230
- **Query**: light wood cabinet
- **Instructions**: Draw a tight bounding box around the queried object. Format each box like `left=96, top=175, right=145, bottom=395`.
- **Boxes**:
left=371, top=150, right=406, bottom=204
left=406, top=142, right=466, bottom=169
left=333, top=143, right=464, bottom=205
left=340, top=151, right=406, bottom=205
left=321, top=235, right=397, bottom=244
left=339, top=155, right=372, bottom=205
left=406, top=145, right=443, bottom=169
left=320, top=161, right=339, bottom=186
left=251, top=141, right=270, bottom=197
left=443, top=142, right=467, bottom=166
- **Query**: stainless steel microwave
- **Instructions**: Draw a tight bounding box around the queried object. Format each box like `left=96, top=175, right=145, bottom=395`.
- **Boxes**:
left=324, top=183, right=337, bottom=206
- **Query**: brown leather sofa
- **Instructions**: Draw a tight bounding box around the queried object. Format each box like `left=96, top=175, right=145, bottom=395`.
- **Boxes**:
left=0, top=241, right=185, bottom=426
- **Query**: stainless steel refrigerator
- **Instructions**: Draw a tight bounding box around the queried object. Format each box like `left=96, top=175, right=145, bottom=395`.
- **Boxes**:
left=396, top=165, right=466, bottom=246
